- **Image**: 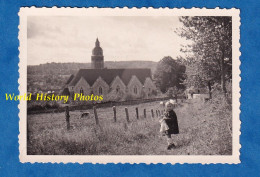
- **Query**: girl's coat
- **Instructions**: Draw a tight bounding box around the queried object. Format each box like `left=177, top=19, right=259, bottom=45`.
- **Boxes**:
left=163, top=110, right=179, bottom=134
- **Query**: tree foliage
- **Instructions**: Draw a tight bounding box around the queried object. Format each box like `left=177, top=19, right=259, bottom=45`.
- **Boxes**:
left=176, top=16, right=232, bottom=92
left=166, top=86, right=181, bottom=102
left=154, top=56, right=186, bottom=93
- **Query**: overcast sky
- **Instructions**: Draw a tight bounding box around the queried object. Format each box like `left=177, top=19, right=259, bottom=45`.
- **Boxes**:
left=27, top=16, right=190, bottom=65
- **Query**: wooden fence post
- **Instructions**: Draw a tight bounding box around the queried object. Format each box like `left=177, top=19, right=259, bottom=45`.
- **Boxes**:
left=135, top=107, right=139, bottom=119
left=151, top=109, right=154, bottom=118
left=113, top=106, right=117, bottom=122
left=93, top=106, right=99, bottom=125
left=125, top=107, right=130, bottom=123
left=65, top=106, right=70, bottom=130
left=144, top=109, right=146, bottom=118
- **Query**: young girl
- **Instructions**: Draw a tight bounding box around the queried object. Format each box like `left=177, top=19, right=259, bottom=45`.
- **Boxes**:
left=159, top=101, right=179, bottom=150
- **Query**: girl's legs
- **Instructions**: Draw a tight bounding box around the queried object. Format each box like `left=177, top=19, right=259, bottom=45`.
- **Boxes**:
left=166, top=134, right=172, bottom=146
left=166, top=133, right=176, bottom=150
left=166, top=134, right=174, bottom=150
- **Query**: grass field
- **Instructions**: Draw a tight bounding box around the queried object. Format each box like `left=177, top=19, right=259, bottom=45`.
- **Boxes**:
left=27, top=97, right=232, bottom=155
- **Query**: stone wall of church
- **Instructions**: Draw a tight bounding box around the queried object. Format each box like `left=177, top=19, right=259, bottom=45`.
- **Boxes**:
left=73, top=77, right=92, bottom=95
left=143, top=77, right=157, bottom=98
left=127, top=75, right=143, bottom=99
left=110, top=76, right=126, bottom=94
left=92, top=77, right=110, bottom=99
left=69, top=75, right=157, bottom=101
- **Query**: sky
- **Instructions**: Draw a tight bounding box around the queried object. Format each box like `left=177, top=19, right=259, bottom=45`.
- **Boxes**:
left=27, top=16, right=190, bottom=65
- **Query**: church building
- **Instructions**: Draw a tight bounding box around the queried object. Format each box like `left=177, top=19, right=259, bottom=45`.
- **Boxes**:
left=62, top=38, right=157, bottom=101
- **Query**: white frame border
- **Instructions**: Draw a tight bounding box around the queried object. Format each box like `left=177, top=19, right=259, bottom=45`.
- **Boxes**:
left=18, top=7, right=241, bottom=164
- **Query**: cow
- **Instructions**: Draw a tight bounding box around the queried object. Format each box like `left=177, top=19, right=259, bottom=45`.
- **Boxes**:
left=80, top=112, right=90, bottom=119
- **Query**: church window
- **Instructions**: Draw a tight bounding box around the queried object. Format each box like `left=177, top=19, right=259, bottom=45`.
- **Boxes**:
left=116, top=85, right=120, bottom=93
left=134, top=86, right=138, bottom=94
left=80, top=88, right=84, bottom=95
left=99, top=87, right=103, bottom=95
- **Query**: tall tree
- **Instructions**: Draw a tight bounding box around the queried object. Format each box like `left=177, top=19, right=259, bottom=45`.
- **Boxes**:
left=154, top=56, right=186, bottom=93
left=177, top=16, right=232, bottom=93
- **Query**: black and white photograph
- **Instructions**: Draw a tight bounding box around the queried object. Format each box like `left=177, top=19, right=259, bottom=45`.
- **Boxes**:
left=19, top=8, right=240, bottom=164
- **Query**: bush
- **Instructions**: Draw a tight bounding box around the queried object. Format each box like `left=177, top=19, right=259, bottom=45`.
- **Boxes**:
left=107, top=90, right=124, bottom=102
left=122, top=93, right=135, bottom=101
left=27, top=100, right=60, bottom=111
left=151, top=90, right=157, bottom=96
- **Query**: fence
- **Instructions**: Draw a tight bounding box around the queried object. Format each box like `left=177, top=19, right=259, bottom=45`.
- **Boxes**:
left=63, top=104, right=167, bottom=130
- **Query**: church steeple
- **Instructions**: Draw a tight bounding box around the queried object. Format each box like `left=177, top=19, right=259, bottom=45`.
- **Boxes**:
left=91, top=38, right=104, bottom=69
left=95, top=38, right=100, bottom=47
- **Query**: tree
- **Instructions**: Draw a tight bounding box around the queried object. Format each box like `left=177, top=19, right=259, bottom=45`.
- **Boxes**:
left=167, top=87, right=174, bottom=98
left=166, top=86, right=179, bottom=102
left=154, top=56, right=186, bottom=93
left=177, top=16, right=232, bottom=93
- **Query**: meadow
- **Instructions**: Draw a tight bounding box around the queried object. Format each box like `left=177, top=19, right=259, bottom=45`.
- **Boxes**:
left=27, top=95, right=232, bottom=155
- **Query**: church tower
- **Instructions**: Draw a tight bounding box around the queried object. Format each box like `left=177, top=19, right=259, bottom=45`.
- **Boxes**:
left=91, top=38, right=104, bottom=69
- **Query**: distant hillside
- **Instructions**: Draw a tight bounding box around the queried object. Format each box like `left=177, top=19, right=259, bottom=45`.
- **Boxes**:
left=28, top=61, right=158, bottom=75
left=27, top=61, right=158, bottom=93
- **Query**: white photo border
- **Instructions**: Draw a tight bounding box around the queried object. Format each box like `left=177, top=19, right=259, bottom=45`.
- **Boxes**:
left=18, top=7, right=241, bottom=164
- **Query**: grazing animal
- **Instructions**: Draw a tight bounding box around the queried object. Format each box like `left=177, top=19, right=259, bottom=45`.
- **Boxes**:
left=80, top=112, right=90, bottom=118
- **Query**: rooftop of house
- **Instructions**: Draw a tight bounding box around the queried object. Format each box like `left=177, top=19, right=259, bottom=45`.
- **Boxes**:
left=68, top=68, right=152, bottom=86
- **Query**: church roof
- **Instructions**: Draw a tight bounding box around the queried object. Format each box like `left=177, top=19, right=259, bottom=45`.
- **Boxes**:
left=65, top=74, right=74, bottom=85
left=68, top=68, right=152, bottom=86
